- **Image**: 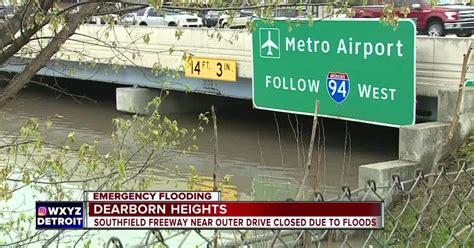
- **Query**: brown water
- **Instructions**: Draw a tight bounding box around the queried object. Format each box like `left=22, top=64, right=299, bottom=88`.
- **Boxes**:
left=0, top=79, right=399, bottom=199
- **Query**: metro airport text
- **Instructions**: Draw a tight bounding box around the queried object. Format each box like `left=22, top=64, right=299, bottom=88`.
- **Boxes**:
left=285, top=37, right=405, bottom=59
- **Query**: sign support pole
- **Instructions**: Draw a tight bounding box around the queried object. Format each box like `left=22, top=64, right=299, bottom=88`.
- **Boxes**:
left=296, top=100, right=320, bottom=200
left=269, top=100, right=320, bottom=248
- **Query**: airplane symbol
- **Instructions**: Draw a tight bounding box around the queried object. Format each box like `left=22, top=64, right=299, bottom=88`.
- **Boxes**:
left=261, top=31, right=279, bottom=56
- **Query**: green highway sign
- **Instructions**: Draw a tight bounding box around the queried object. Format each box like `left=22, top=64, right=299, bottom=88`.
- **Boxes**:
left=465, top=80, right=474, bottom=87
left=252, top=19, right=416, bottom=127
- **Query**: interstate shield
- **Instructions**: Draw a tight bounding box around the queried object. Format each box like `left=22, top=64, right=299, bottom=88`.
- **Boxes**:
left=326, top=72, right=350, bottom=104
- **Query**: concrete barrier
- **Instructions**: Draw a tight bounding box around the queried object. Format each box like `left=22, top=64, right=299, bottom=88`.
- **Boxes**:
left=116, top=87, right=234, bottom=115
left=358, top=160, right=418, bottom=203
left=359, top=88, right=474, bottom=204
left=416, top=37, right=474, bottom=97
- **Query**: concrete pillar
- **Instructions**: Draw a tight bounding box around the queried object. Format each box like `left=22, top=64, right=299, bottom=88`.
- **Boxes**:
left=116, top=87, right=157, bottom=115
left=398, top=88, right=474, bottom=169
left=116, top=87, right=233, bottom=115
left=437, top=88, right=474, bottom=140
left=437, top=88, right=474, bottom=123
left=399, top=122, right=451, bottom=166
left=359, top=88, right=474, bottom=203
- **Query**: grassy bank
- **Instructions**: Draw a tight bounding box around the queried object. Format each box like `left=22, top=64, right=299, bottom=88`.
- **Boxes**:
left=375, top=130, right=474, bottom=247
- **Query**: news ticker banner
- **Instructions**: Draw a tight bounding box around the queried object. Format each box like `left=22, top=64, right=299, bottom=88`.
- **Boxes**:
left=36, top=191, right=384, bottom=230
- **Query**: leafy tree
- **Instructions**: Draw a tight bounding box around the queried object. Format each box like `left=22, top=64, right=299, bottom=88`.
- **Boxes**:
left=0, top=0, right=405, bottom=246
left=0, top=97, right=210, bottom=246
left=0, top=0, right=167, bottom=107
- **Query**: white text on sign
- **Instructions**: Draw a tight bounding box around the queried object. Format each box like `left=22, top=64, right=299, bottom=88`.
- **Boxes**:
left=264, top=76, right=397, bottom=101
left=285, top=37, right=405, bottom=60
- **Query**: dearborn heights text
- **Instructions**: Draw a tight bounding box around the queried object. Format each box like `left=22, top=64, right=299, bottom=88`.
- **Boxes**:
left=90, top=203, right=228, bottom=215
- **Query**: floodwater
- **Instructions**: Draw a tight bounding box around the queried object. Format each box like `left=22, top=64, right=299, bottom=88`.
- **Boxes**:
left=0, top=79, right=399, bottom=198
left=0, top=79, right=398, bottom=246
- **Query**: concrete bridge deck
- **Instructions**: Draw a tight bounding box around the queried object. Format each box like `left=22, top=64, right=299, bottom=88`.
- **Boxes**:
left=1, top=25, right=473, bottom=99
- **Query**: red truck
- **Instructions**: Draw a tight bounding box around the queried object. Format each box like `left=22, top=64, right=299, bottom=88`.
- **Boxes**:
left=353, top=0, right=474, bottom=37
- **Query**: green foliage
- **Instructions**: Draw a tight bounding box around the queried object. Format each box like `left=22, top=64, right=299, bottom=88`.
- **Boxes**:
left=339, top=1, right=356, bottom=18
left=150, top=0, right=163, bottom=9
left=67, top=131, right=75, bottom=142
left=0, top=0, right=414, bottom=245
left=49, top=14, right=66, bottom=33
left=0, top=97, right=209, bottom=245
left=380, top=3, right=399, bottom=28
left=400, top=5, right=411, bottom=18
left=175, top=28, right=184, bottom=40
left=453, top=128, right=474, bottom=161
left=430, top=0, right=440, bottom=7
left=378, top=2, right=410, bottom=28
left=151, top=61, right=181, bottom=80
left=83, top=239, right=92, bottom=248
left=143, top=33, right=151, bottom=44
left=371, top=132, right=474, bottom=247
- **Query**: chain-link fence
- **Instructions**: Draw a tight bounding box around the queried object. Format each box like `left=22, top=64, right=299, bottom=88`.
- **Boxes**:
left=107, top=160, right=473, bottom=248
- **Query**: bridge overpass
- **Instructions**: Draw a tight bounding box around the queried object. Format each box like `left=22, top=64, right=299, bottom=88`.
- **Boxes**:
left=2, top=24, right=473, bottom=100
left=3, top=24, right=474, bottom=204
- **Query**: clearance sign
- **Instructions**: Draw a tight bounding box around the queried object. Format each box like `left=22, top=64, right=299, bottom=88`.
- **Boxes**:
left=185, top=56, right=237, bottom=82
left=252, top=19, right=416, bottom=127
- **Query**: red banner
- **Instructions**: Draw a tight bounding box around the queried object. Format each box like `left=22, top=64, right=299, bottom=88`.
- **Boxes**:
left=88, top=202, right=383, bottom=217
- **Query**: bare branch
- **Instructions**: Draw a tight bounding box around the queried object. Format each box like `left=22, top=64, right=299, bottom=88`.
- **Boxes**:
left=29, top=80, right=97, bottom=103
left=268, top=101, right=320, bottom=248
left=0, top=3, right=100, bottom=107
left=431, top=43, right=474, bottom=173
left=211, top=105, right=219, bottom=192
left=296, top=100, right=320, bottom=200
left=42, top=230, right=64, bottom=248
left=211, top=105, right=219, bottom=248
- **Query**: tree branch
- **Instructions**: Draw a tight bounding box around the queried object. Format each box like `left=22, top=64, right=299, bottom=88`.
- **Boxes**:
left=0, top=2, right=100, bottom=108
left=0, top=0, right=54, bottom=52
left=0, top=21, right=48, bottom=65
left=431, top=43, right=473, bottom=173
left=41, top=230, right=64, bottom=248
left=0, top=0, right=146, bottom=66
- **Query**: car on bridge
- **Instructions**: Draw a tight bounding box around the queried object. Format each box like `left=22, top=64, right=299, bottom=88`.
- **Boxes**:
left=202, top=11, right=220, bottom=27
left=218, top=8, right=308, bottom=29
left=122, top=7, right=203, bottom=27
left=218, top=10, right=254, bottom=29
left=84, top=3, right=122, bottom=25
left=352, top=0, right=474, bottom=37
